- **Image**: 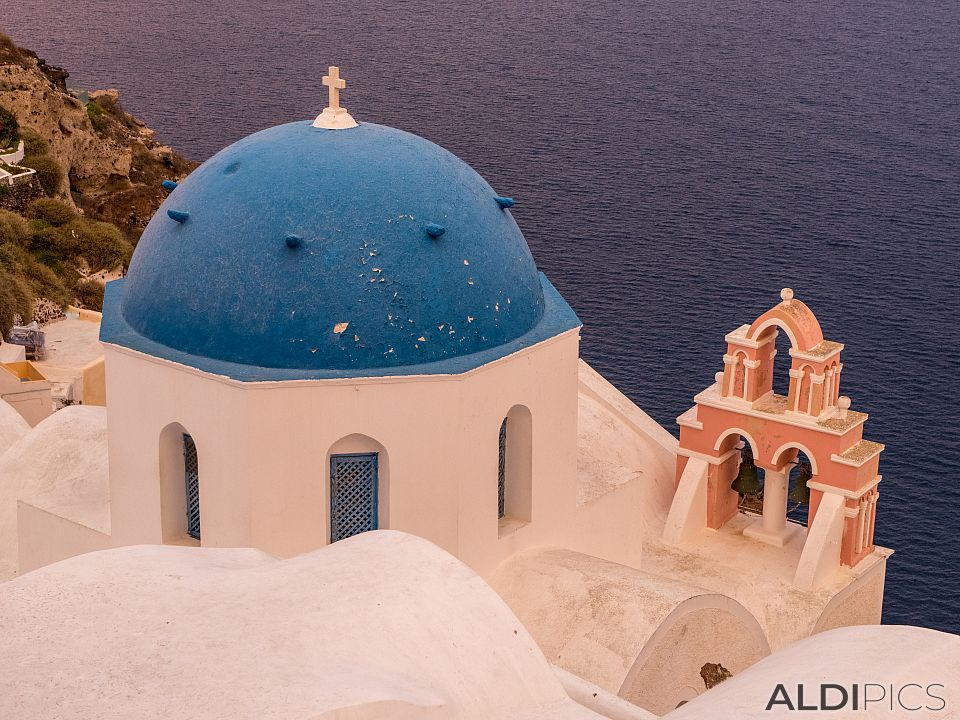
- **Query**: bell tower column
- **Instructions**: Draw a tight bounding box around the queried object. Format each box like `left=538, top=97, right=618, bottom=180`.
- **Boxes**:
left=743, top=464, right=800, bottom=547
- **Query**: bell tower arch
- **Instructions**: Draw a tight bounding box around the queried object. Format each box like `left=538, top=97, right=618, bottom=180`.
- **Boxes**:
left=666, top=289, right=885, bottom=590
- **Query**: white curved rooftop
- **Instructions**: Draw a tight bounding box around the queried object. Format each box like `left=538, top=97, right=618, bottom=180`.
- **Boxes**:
left=0, top=531, right=601, bottom=720
left=0, top=398, right=29, bottom=456
left=0, top=405, right=108, bottom=579
left=667, top=625, right=960, bottom=719
left=491, top=546, right=770, bottom=713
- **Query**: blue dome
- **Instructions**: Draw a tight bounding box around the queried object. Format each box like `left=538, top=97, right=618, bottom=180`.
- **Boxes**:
left=116, top=121, right=551, bottom=374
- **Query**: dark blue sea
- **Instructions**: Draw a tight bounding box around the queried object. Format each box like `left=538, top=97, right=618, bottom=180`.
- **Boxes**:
left=5, top=0, right=958, bottom=633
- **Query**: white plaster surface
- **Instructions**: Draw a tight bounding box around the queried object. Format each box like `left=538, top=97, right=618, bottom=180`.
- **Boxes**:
left=794, top=490, right=845, bottom=590
left=32, top=315, right=104, bottom=384
left=666, top=625, right=960, bottom=719
left=0, top=405, right=108, bottom=579
left=639, top=515, right=888, bottom=651
left=491, top=547, right=770, bottom=714
left=0, top=341, right=26, bottom=362
left=567, top=361, right=677, bottom=566
left=0, top=397, right=29, bottom=456
left=0, top=531, right=602, bottom=720
left=552, top=666, right=658, bottom=720
left=577, top=389, right=673, bottom=508
left=661, top=456, right=707, bottom=546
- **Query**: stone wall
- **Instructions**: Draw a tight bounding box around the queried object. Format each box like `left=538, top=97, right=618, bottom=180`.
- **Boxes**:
left=0, top=173, right=43, bottom=213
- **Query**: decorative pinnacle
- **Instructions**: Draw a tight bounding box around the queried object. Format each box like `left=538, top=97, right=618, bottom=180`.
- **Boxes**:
left=780, top=287, right=795, bottom=305
left=313, top=66, right=358, bottom=130
left=837, top=395, right=851, bottom=419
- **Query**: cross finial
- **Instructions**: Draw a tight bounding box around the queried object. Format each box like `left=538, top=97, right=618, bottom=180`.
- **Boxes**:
left=313, top=65, right=358, bottom=130
left=323, top=66, right=346, bottom=110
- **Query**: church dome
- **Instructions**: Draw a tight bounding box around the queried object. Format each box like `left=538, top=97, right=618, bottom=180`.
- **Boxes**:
left=117, top=121, right=547, bottom=374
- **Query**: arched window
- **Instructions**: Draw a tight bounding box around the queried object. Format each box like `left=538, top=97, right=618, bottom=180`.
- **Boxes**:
left=183, top=433, right=201, bottom=540
left=326, top=434, right=389, bottom=543
left=498, top=405, right=532, bottom=532
left=159, top=422, right=201, bottom=544
left=498, top=418, right=507, bottom=520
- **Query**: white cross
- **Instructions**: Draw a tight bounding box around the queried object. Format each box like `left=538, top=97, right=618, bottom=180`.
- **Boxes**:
left=323, top=66, right=346, bottom=110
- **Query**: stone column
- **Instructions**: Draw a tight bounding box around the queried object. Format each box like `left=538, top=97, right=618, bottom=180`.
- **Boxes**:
left=722, top=354, right=737, bottom=397
left=788, top=368, right=803, bottom=411
left=762, top=468, right=789, bottom=534
left=743, top=359, right=760, bottom=400
left=824, top=367, right=836, bottom=410
left=743, top=465, right=799, bottom=547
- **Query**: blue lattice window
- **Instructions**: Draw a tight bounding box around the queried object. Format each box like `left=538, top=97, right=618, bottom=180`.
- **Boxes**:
left=498, top=418, right=507, bottom=519
left=330, top=453, right=379, bottom=542
left=183, top=433, right=200, bottom=540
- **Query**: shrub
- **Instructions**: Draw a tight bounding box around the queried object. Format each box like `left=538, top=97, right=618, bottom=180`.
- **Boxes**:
left=30, top=225, right=72, bottom=256
left=26, top=197, right=76, bottom=226
left=0, top=209, right=29, bottom=246
left=21, top=154, right=63, bottom=196
left=0, top=267, right=33, bottom=337
left=18, top=127, right=48, bottom=157
left=74, top=278, right=104, bottom=311
left=20, top=256, right=69, bottom=305
left=0, top=240, right=70, bottom=333
left=64, top=219, right=132, bottom=271
left=0, top=105, right=17, bottom=149
left=86, top=101, right=107, bottom=133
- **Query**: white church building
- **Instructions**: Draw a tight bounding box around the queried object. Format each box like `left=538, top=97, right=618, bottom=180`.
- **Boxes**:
left=0, top=69, right=934, bottom=719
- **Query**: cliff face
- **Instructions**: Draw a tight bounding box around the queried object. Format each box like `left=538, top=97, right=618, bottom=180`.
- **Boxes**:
left=0, top=34, right=196, bottom=243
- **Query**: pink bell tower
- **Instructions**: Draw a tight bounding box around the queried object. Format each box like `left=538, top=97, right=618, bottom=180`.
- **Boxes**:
left=665, top=289, right=885, bottom=589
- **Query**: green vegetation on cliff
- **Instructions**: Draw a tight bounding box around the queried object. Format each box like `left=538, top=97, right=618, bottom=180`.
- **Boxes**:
left=0, top=105, right=17, bottom=150
left=0, top=198, right=131, bottom=336
left=0, top=32, right=196, bottom=335
left=16, top=127, right=63, bottom=196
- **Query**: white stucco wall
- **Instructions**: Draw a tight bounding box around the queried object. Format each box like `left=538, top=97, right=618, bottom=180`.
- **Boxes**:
left=103, top=329, right=582, bottom=576
left=16, top=503, right=111, bottom=574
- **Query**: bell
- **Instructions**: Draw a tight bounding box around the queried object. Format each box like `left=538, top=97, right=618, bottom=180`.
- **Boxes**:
left=790, top=461, right=812, bottom=505
left=731, top=448, right=762, bottom=496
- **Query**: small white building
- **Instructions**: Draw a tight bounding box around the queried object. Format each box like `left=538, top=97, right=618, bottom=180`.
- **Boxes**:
left=0, top=72, right=897, bottom=715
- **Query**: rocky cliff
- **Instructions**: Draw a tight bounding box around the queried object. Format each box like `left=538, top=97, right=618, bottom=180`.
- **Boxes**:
left=0, top=33, right=196, bottom=243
